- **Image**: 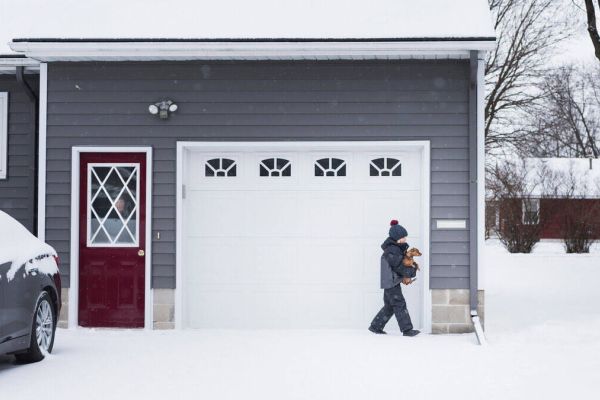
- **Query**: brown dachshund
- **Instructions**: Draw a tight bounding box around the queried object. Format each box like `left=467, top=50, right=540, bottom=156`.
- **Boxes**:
left=402, top=247, right=422, bottom=271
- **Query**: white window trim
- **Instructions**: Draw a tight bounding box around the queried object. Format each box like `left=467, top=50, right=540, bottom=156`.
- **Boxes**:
left=86, top=162, right=141, bottom=248
left=0, top=92, right=8, bottom=179
left=522, top=198, right=540, bottom=225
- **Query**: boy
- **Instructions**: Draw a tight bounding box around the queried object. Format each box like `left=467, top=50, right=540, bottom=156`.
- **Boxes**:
left=368, top=220, right=420, bottom=337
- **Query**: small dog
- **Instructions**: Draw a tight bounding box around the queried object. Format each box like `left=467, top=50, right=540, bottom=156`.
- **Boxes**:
left=402, top=247, right=422, bottom=270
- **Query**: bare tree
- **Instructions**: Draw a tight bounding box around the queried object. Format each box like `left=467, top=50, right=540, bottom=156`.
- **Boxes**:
left=538, top=161, right=600, bottom=252
left=525, top=65, right=600, bottom=158
left=584, top=0, right=600, bottom=62
left=485, top=0, right=574, bottom=151
left=487, top=159, right=542, bottom=253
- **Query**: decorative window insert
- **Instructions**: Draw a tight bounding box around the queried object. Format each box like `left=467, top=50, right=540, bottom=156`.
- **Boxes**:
left=0, top=92, right=8, bottom=179
left=315, top=158, right=347, bottom=177
left=88, top=163, right=140, bottom=247
left=522, top=198, right=540, bottom=225
left=260, top=158, right=291, bottom=177
left=370, top=158, right=401, bottom=177
left=205, top=158, right=237, bottom=177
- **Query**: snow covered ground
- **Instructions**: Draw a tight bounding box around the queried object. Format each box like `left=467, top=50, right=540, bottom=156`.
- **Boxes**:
left=1, top=240, right=599, bottom=399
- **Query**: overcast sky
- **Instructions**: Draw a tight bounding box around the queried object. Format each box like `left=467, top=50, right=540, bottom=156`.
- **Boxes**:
left=556, top=32, right=599, bottom=65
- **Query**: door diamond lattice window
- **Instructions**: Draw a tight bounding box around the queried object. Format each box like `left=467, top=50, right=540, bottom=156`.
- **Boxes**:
left=88, top=163, right=139, bottom=246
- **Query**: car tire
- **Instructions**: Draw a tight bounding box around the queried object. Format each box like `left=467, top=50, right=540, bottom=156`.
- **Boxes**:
left=15, top=291, right=56, bottom=363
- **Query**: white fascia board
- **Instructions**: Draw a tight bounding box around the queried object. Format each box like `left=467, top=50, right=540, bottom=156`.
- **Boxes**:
left=0, top=57, right=40, bottom=67
left=0, top=57, right=40, bottom=74
left=10, top=40, right=496, bottom=61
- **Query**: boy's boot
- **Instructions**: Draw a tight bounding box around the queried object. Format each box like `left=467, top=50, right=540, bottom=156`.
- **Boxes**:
left=402, top=329, right=420, bottom=337
left=368, top=326, right=387, bottom=334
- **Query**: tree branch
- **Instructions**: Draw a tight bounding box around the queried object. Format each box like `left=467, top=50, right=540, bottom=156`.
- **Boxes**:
left=584, top=0, right=600, bottom=62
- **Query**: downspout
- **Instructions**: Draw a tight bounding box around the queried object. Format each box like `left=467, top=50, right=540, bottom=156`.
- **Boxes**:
left=469, top=51, right=486, bottom=345
left=16, top=66, right=39, bottom=236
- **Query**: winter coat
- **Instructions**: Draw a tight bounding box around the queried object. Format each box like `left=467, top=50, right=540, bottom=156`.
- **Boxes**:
left=379, top=237, right=417, bottom=289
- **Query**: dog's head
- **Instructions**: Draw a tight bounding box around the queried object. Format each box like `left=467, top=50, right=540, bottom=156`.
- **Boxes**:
left=406, top=248, right=422, bottom=257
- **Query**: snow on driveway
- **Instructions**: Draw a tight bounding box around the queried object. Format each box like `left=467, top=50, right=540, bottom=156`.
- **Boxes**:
left=1, top=242, right=599, bottom=400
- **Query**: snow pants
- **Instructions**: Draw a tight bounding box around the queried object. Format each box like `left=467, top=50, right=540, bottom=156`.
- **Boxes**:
left=369, top=284, right=413, bottom=332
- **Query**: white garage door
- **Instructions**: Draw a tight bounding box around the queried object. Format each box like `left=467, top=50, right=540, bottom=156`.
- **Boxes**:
left=181, top=142, right=426, bottom=330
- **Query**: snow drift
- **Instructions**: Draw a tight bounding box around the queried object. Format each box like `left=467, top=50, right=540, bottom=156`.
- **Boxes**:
left=0, top=210, right=58, bottom=281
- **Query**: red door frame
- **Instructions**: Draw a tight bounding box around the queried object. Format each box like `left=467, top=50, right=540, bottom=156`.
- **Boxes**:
left=78, top=152, right=147, bottom=328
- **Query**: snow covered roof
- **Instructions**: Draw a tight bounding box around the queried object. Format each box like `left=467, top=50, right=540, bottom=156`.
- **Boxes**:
left=0, top=210, right=57, bottom=279
left=1, top=0, right=495, bottom=60
left=525, top=158, right=600, bottom=198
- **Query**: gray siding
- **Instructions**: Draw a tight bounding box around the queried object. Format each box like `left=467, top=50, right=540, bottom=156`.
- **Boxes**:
left=46, top=61, right=472, bottom=289
left=0, top=76, right=37, bottom=233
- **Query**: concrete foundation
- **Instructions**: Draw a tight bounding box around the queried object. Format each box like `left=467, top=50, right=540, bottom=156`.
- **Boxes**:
left=56, top=288, right=176, bottom=330
left=431, top=289, right=484, bottom=334
left=153, top=289, right=175, bottom=329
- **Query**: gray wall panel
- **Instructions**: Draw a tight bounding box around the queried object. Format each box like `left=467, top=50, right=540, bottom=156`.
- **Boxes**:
left=0, top=76, right=37, bottom=233
left=45, top=61, right=472, bottom=290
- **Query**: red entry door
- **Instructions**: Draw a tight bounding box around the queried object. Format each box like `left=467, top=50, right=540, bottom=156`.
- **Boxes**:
left=79, top=152, right=146, bottom=328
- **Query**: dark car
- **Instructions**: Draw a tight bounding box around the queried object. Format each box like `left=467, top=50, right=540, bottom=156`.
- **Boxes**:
left=0, top=211, right=61, bottom=363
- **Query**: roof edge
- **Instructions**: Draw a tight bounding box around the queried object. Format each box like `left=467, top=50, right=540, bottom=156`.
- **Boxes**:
left=12, top=37, right=497, bottom=43
left=9, top=39, right=496, bottom=61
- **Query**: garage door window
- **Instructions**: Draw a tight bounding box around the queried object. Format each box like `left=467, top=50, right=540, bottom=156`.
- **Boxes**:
left=315, top=158, right=346, bottom=177
left=370, top=158, right=402, bottom=177
left=260, top=158, right=291, bottom=177
left=205, top=158, right=237, bottom=177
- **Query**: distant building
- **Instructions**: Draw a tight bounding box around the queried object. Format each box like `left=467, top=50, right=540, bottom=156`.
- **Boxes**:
left=487, top=158, right=600, bottom=240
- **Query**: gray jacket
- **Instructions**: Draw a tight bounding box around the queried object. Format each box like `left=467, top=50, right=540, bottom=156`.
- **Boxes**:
left=380, top=238, right=416, bottom=289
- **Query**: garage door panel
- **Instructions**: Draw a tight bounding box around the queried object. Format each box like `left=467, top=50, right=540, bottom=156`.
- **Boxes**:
left=299, top=243, right=364, bottom=284
left=247, top=193, right=303, bottom=237
left=254, top=244, right=299, bottom=282
left=185, top=192, right=249, bottom=237
left=304, top=194, right=363, bottom=237
left=362, top=193, right=422, bottom=237
left=182, top=144, right=425, bottom=329
left=184, top=243, right=251, bottom=284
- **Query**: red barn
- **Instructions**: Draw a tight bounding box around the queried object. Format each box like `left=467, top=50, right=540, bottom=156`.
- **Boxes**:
left=487, top=158, right=600, bottom=240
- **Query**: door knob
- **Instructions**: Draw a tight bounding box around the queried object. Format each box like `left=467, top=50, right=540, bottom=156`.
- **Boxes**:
left=138, top=249, right=145, bottom=257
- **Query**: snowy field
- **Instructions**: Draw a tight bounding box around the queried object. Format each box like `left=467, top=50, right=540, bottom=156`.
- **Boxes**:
left=1, top=240, right=599, bottom=400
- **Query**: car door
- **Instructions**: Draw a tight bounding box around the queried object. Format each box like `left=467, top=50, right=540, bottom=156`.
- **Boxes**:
left=1, top=261, right=38, bottom=339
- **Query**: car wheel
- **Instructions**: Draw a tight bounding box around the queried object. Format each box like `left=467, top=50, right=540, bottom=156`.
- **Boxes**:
left=15, top=291, right=56, bottom=363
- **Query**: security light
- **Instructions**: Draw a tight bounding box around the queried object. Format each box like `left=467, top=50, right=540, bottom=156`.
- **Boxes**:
left=148, top=100, right=178, bottom=119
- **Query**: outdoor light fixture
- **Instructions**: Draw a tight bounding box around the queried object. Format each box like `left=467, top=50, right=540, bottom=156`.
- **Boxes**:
left=148, top=100, right=178, bottom=119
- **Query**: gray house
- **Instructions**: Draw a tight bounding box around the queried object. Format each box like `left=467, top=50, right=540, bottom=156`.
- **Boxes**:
left=3, top=0, right=494, bottom=334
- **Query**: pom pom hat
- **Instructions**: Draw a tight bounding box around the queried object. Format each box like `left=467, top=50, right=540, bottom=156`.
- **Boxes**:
left=389, top=219, right=408, bottom=240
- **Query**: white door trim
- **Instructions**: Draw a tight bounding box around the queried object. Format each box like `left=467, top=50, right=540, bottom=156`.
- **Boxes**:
left=175, top=140, right=431, bottom=332
left=69, top=146, right=153, bottom=330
